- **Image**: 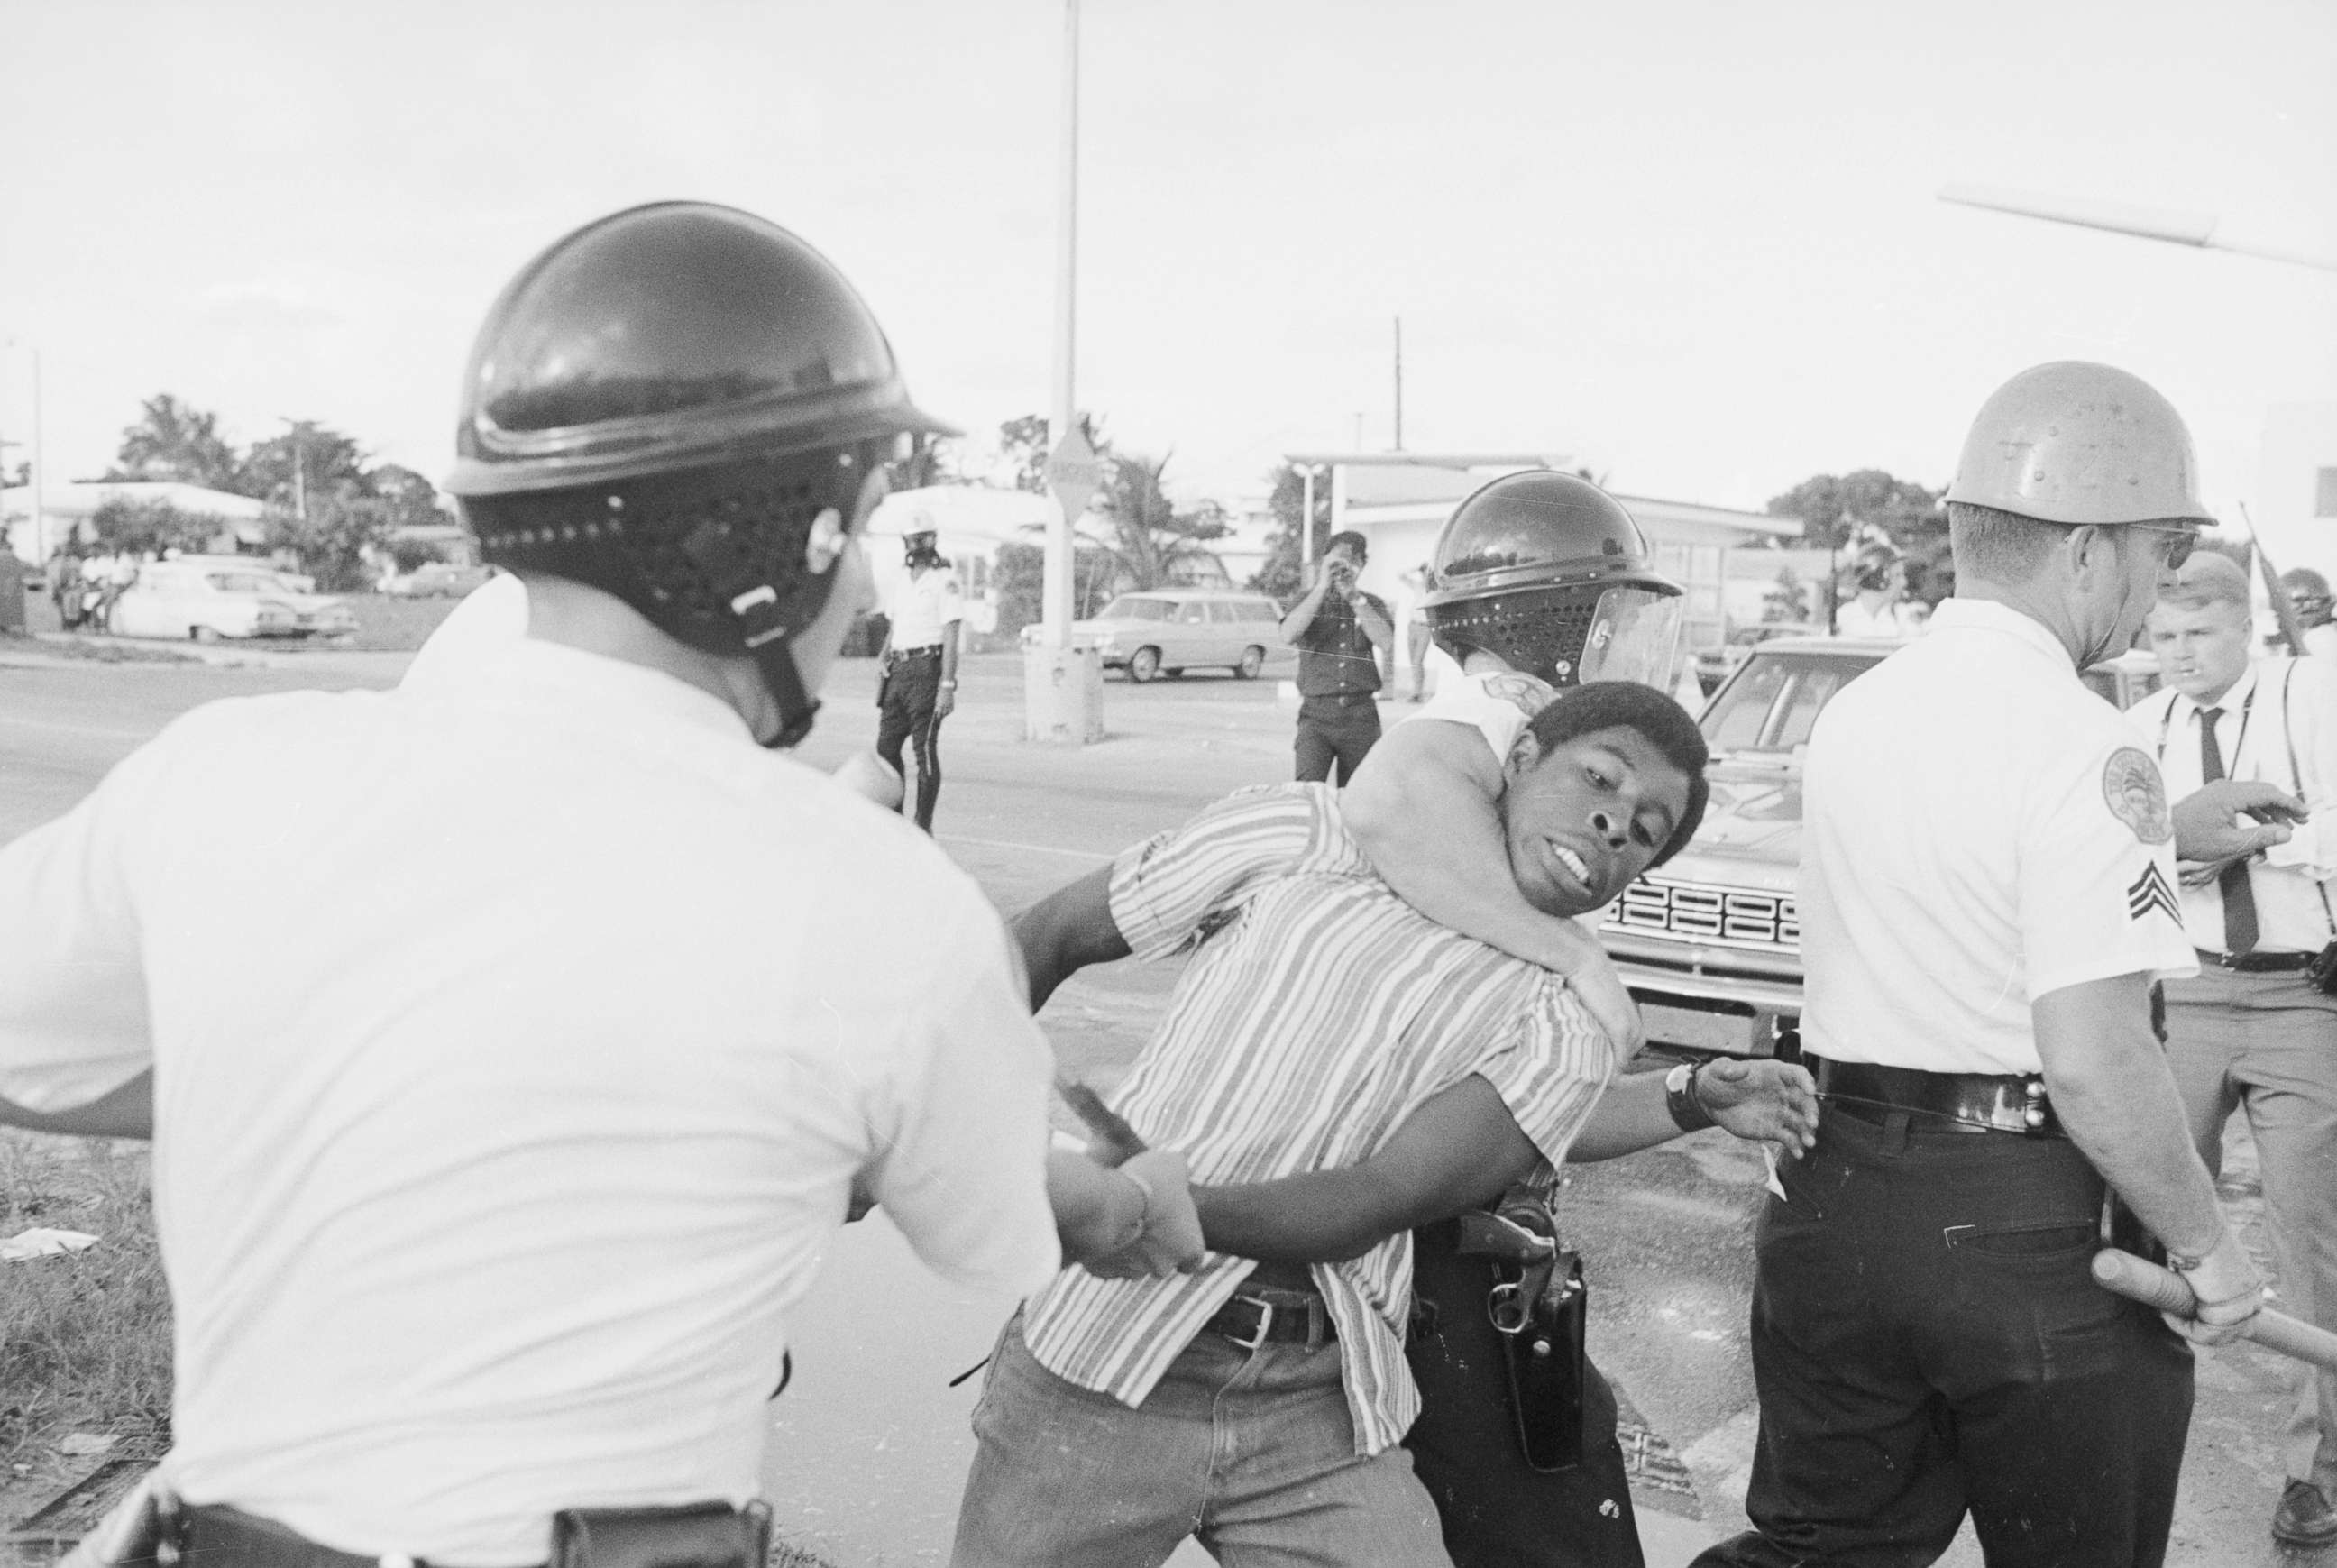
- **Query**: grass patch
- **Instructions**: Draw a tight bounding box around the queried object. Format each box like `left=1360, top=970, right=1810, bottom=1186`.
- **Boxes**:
left=0, top=1132, right=171, bottom=1469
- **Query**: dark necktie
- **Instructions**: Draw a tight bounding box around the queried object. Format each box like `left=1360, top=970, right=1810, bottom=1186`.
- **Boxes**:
left=2198, top=706, right=2260, bottom=955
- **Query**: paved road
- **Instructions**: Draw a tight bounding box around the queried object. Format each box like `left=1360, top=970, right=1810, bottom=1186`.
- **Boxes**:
left=0, top=636, right=2316, bottom=1566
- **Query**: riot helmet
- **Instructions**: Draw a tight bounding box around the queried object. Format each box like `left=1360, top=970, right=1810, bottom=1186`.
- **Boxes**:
left=1422, top=471, right=1683, bottom=688
left=446, top=202, right=956, bottom=747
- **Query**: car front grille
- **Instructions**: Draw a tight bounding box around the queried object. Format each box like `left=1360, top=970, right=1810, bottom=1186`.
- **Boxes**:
left=1604, top=876, right=1800, bottom=953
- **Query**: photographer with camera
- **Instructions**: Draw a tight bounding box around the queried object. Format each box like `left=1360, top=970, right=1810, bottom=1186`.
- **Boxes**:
left=2130, top=550, right=2337, bottom=1547
left=875, top=513, right=963, bottom=832
left=1281, top=529, right=1395, bottom=784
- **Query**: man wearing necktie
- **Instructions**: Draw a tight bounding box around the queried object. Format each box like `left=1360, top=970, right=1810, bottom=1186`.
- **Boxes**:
left=2134, top=551, right=2337, bottom=1548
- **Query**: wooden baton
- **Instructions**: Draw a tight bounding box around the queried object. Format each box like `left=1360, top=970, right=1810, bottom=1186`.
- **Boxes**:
left=2093, top=1247, right=2337, bottom=1371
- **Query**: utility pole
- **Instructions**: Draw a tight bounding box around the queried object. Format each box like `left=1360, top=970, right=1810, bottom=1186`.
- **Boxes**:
left=1392, top=316, right=1403, bottom=453
left=1043, top=0, right=1080, bottom=646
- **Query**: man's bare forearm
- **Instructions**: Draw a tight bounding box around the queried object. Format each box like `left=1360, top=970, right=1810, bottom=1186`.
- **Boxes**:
left=2034, top=978, right=2224, bottom=1255
left=1279, top=581, right=1330, bottom=644
left=0, top=1069, right=154, bottom=1140
left=1193, top=1075, right=1539, bottom=1262
left=1344, top=722, right=1587, bottom=970
left=1011, top=866, right=1132, bottom=1011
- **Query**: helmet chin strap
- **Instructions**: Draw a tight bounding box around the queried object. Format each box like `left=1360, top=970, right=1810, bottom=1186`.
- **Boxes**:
left=726, top=582, right=823, bottom=749
left=750, top=637, right=822, bottom=749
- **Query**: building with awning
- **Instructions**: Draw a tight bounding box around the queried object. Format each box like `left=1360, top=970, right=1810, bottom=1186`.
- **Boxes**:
left=4, top=481, right=270, bottom=564
left=1281, top=452, right=1800, bottom=665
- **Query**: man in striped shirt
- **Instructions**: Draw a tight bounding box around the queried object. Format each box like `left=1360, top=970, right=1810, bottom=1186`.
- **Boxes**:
left=953, top=683, right=1816, bottom=1566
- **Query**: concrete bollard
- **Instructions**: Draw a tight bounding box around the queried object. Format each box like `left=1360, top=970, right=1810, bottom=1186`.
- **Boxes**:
left=1023, top=643, right=1105, bottom=744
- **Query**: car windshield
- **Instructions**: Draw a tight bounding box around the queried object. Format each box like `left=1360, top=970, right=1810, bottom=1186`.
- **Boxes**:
left=1700, top=650, right=1884, bottom=758
left=206, top=573, right=283, bottom=594
left=1099, top=597, right=1174, bottom=621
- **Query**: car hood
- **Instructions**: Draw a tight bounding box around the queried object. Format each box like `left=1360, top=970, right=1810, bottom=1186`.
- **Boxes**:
left=1656, top=755, right=1801, bottom=893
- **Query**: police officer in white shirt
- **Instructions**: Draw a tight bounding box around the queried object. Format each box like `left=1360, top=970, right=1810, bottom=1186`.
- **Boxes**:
left=1831, top=544, right=1921, bottom=639
left=2131, top=551, right=2337, bottom=1547
left=0, top=203, right=1200, bottom=1568
left=876, top=511, right=964, bottom=832
left=1692, top=363, right=2270, bottom=1568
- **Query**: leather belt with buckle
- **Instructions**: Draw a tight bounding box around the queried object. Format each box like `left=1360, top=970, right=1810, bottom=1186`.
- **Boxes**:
left=1810, top=1054, right=2064, bottom=1138
left=2197, top=948, right=2316, bottom=973
left=1206, top=1287, right=1336, bottom=1351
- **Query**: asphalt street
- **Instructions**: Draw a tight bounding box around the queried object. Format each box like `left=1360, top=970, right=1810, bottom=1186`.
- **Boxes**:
left=0, top=633, right=2317, bottom=1566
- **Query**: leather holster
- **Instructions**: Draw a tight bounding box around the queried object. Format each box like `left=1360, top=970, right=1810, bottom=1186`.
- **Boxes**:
left=1452, top=1187, right=1589, bottom=1472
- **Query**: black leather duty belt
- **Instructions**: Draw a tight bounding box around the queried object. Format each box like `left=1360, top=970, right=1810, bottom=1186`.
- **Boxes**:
left=2196, top=948, right=2316, bottom=973
left=1206, top=1287, right=1336, bottom=1351
left=181, top=1503, right=538, bottom=1567
left=891, top=645, right=945, bottom=658
left=1810, top=1054, right=2064, bottom=1138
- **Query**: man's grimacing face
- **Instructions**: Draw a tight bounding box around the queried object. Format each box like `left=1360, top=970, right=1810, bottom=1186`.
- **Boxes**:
left=1499, top=722, right=1692, bottom=917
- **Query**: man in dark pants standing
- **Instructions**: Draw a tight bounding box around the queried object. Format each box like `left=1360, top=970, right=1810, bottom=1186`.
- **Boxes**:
left=1693, top=362, right=2271, bottom=1568
left=875, top=514, right=961, bottom=832
left=1283, top=528, right=1394, bottom=784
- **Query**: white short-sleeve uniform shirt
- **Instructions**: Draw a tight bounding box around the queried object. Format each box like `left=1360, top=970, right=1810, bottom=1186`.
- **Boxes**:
left=885, top=567, right=965, bottom=649
left=0, top=633, right=1060, bottom=1564
left=1799, top=597, right=2196, bottom=1076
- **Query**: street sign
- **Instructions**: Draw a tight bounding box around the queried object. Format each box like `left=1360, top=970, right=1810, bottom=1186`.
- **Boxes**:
left=1044, top=426, right=1109, bottom=521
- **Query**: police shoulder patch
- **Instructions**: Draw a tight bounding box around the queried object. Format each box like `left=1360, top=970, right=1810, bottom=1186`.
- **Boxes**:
left=1480, top=672, right=1558, bottom=720
left=2103, top=747, right=2172, bottom=845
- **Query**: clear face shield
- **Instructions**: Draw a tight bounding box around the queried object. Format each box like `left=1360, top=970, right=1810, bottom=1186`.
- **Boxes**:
left=1578, top=587, right=1684, bottom=688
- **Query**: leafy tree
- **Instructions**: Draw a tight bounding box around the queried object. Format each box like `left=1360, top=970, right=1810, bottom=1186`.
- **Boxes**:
left=265, top=490, right=395, bottom=593
left=991, top=537, right=1119, bottom=640
left=1762, top=565, right=1813, bottom=624
left=1765, top=468, right=1951, bottom=606
left=241, top=422, right=367, bottom=511
left=995, top=415, right=1056, bottom=495
left=1082, top=452, right=1229, bottom=593
left=87, top=497, right=234, bottom=557
left=1250, top=462, right=1333, bottom=601
left=106, top=394, right=243, bottom=491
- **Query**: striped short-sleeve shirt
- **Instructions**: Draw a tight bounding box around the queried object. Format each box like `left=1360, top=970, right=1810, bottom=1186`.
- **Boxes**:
left=1021, top=782, right=1615, bottom=1455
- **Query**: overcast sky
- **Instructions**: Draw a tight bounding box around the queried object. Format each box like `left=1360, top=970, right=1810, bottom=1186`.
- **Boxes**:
left=3, top=0, right=2332, bottom=524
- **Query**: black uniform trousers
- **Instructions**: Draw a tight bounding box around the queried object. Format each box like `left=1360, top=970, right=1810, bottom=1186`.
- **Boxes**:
left=1406, top=1222, right=1646, bottom=1568
left=876, top=650, right=947, bottom=832
left=1294, top=692, right=1383, bottom=785
left=1691, top=1107, right=2194, bottom=1568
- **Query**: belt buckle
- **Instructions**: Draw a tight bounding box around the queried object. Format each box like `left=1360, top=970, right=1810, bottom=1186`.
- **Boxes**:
left=1224, top=1297, right=1274, bottom=1352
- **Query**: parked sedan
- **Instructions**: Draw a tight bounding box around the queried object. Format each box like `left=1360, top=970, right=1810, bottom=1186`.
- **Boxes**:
left=109, top=561, right=353, bottom=642
left=1601, top=636, right=2159, bottom=1058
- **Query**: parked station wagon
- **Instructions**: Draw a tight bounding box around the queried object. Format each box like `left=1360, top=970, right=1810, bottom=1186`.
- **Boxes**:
left=1061, top=591, right=1293, bottom=683
left=1606, top=635, right=2160, bottom=1059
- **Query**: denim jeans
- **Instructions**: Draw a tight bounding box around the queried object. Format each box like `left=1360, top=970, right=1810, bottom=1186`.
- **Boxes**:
left=952, top=1313, right=1451, bottom=1567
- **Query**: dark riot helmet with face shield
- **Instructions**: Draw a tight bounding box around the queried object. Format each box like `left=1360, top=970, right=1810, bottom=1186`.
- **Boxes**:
left=1422, top=471, right=1684, bottom=689
left=444, top=202, right=956, bottom=747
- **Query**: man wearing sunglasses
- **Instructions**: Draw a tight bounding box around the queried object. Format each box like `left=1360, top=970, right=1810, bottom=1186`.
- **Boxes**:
left=1694, top=362, right=2284, bottom=1568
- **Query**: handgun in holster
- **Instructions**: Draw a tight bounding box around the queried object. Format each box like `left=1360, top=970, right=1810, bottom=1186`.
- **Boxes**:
left=1452, top=1187, right=1589, bottom=1472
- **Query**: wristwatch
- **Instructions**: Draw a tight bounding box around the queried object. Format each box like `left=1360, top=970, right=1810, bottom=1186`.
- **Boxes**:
left=939, top=679, right=958, bottom=690
left=1665, top=1060, right=1717, bottom=1133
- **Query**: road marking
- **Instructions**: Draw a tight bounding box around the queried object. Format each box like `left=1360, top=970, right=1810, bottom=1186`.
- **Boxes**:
left=939, top=833, right=1112, bottom=863
left=0, top=714, right=156, bottom=743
